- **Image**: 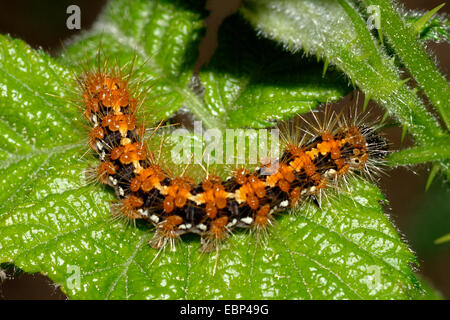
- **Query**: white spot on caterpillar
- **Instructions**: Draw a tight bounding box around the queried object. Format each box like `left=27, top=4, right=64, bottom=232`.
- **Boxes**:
left=324, top=169, right=337, bottom=179
left=280, top=200, right=289, bottom=207
left=118, top=187, right=124, bottom=197
left=185, top=223, right=192, bottom=229
left=241, top=217, right=253, bottom=225
left=96, top=141, right=103, bottom=151
left=226, top=218, right=237, bottom=227
left=109, top=176, right=118, bottom=185
left=309, top=186, right=316, bottom=193
left=100, top=150, right=106, bottom=161
left=92, top=114, right=97, bottom=124
left=179, top=224, right=187, bottom=230
left=197, top=223, right=207, bottom=231
left=150, top=215, right=159, bottom=223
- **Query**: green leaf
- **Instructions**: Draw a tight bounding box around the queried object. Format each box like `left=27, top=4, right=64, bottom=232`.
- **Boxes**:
left=407, top=6, right=450, bottom=42
left=0, top=35, right=84, bottom=210
left=435, top=233, right=450, bottom=244
left=387, top=136, right=450, bottom=166
left=412, top=3, right=446, bottom=34
left=0, top=0, right=437, bottom=299
left=197, top=15, right=349, bottom=128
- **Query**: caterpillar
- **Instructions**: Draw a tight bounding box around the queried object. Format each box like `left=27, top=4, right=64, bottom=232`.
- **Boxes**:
left=78, top=67, right=389, bottom=253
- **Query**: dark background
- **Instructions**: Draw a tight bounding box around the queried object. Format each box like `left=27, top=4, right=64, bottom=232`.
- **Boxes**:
left=0, top=0, right=448, bottom=299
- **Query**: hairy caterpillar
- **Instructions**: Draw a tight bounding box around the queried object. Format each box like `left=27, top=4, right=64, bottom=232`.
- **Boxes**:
left=78, top=65, right=388, bottom=253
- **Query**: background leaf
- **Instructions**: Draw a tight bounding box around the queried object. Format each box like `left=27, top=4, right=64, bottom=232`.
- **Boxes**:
left=197, top=15, right=349, bottom=128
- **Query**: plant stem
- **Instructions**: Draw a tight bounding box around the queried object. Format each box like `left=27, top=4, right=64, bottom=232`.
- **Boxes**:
left=357, top=0, right=450, bottom=130
left=387, top=136, right=450, bottom=165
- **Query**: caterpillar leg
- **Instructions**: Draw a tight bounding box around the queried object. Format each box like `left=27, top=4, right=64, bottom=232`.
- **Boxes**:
left=110, top=197, right=143, bottom=227
left=199, top=216, right=230, bottom=253
left=249, top=204, right=275, bottom=243
left=149, top=215, right=184, bottom=251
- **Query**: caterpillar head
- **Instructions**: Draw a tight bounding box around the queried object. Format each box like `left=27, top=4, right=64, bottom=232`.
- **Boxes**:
left=343, top=125, right=389, bottom=171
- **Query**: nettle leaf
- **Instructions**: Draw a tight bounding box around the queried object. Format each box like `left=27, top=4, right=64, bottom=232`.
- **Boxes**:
left=198, top=15, right=349, bottom=128
left=0, top=0, right=437, bottom=299
left=0, top=36, right=84, bottom=209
